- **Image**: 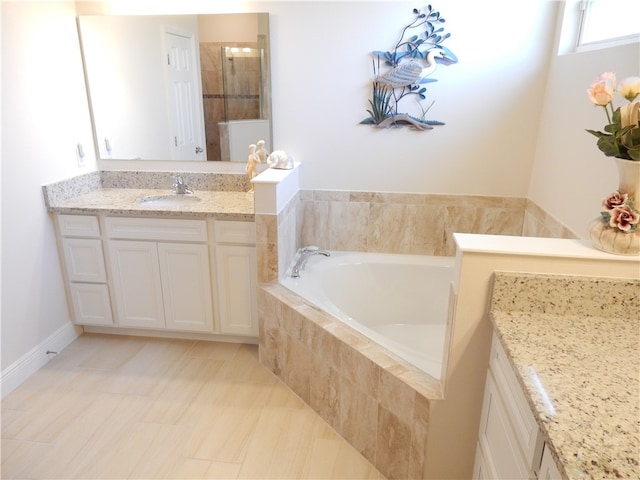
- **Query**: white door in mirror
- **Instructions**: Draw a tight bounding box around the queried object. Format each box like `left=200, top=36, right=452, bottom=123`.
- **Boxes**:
left=165, top=29, right=206, bottom=161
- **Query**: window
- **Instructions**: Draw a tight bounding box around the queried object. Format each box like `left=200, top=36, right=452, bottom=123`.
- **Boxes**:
left=578, top=0, right=640, bottom=47
left=558, top=0, right=640, bottom=54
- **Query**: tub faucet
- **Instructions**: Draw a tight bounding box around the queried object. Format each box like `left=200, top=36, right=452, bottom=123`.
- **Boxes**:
left=291, top=246, right=330, bottom=278
left=173, top=175, right=193, bottom=195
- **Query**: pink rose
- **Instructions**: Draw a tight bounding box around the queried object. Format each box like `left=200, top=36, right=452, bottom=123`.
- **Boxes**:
left=609, top=205, right=640, bottom=232
left=587, top=72, right=616, bottom=107
left=601, top=191, right=628, bottom=211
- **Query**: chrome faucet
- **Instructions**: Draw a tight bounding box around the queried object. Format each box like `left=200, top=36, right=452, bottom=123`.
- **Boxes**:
left=173, top=175, right=193, bottom=195
left=291, top=246, right=330, bottom=278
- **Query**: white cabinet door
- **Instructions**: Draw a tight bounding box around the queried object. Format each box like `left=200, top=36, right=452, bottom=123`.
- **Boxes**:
left=215, top=244, right=257, bottom=336
left=478, top=374, right=532, bottom=480
left=108, top=240, right=165, bottom=329
left=472, top=443, right=492, bottom=480
left=538, top=444, right=562, bottom=480
left=69, top=283, right=113, bottom=326
left=62, top=238, right=107, bottom=283
left=158, top=243, right=213, bottom=332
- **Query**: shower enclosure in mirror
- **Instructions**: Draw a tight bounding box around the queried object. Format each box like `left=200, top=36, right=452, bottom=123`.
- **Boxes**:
left=77, top=13, right=271, bottom=162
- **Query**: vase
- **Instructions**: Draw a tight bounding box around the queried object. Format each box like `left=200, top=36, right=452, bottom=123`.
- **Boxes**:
left=588, top=157, right=640, bottom=255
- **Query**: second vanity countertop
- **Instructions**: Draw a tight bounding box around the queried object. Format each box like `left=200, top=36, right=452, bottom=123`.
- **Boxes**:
left=46, top=188, right=255, bottom=220
left=490, top=273, right=639, bottom=480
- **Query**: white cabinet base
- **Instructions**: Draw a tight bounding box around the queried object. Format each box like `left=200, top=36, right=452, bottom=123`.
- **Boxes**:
left=69, top=283, right=113, bottom=326
left=55, top=214, right=257, bottom=339
left=108, top=240, right=166, bottom=329
left=474, top=334, right=548, bottom=480
left=215, top=244, right=257, bottom=336
left=158, top=243, right=213, bottom=332
left=538, top=444, right=563, bottom=480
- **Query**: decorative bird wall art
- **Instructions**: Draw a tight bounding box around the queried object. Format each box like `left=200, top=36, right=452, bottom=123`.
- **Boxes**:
left=361, top=5, right=458, bottom=130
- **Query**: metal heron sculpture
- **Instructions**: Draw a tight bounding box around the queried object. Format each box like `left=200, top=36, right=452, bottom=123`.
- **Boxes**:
left=378, top=48, right=445, bottom=89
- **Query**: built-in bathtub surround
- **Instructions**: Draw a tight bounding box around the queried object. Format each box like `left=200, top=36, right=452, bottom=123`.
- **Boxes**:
left=297, top=191, right=576, bottom=257
left=258, top=284, right=440, bottom=480
left=522, top=199, right=578, bottom=239
left=490, top=272, right=639, bottom=480
left=255, top=193, right=299, bottom=283
left=251, top=170, right=576, bottom=284
left=252, top=164, right=301, bottom=283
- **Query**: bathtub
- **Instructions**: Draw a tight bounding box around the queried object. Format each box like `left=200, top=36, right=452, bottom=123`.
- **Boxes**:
left=281, top=251, right=455, bottom=379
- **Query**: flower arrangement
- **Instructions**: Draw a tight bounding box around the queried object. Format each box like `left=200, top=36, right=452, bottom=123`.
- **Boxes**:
left=586, top=73, right=640, bottom=160
left=600, top=191, right=639, bottom=233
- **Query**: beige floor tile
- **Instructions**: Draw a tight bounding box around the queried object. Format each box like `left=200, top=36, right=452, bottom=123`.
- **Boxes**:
left=238, top=406, right=323, bottom=479
left=184, top=405, right=262, bottom=463
left=1, top=334, right=384, bottom=480
left=203, top=460, right=243, bottom=479
left=142, top=356, right=225, bottom=424
left=22, top=393, right=127, bottom=479
left=0, top=438, right=50, bottom=480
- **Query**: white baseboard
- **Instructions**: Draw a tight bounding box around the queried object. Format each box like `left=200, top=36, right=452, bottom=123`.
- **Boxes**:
left=1, top=322, right=81, bottom=398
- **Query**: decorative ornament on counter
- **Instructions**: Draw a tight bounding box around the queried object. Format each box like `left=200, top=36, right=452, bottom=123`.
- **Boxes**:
left=256, top=139, right=270, bottom=164
left=267, top=150, right=294, bottom=170
left=245, top=143, right=261, bottom=192
left=360, top=4, right=457, bottom=131
left=585, top=73, right=640, bottom=255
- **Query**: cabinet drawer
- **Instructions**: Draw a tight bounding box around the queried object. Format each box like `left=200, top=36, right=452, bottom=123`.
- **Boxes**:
left=490, top=334, right=543, bottom=471
left=57, top=214, right=100, bottom=237
left=214, top=220, right=256, bottom=244
left=69, top=283, right=113, bottom=326
left=105, top=217, right=208, bottom=242
left=62, top=238, right=107, bottom=283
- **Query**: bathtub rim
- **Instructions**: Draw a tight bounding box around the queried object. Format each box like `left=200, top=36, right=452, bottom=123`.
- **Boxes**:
left=281, top=250, right=455, bottom=380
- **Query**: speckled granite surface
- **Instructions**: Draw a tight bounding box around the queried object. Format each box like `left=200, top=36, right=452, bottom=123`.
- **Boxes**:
left=42, top=170, right=251, bottom=207
left=46, top=188, right=254, bottom=220
left=490, top=272, right=640, bottom=480
left=42, top=171, right=254, bottom=220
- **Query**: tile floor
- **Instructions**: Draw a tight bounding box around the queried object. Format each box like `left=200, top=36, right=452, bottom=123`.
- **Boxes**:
left=1, top=334, right=384, bottom=479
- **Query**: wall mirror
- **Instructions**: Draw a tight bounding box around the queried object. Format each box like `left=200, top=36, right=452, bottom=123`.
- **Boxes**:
left=77, top=13, right=271, bottom=162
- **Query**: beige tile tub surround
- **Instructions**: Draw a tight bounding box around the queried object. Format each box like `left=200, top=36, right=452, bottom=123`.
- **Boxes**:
left=522, top=199, right=578, bottom=239
left=297, top=190, right=576, bottom=258
left=258, top=284, right=441, bottom=480
left=254, top=187, right=581, bottom=478
left=258, top=189, right=573, bottom=285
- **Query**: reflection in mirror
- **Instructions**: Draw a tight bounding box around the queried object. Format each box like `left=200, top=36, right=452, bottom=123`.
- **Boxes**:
left=77, top=13, right=271, bottom=162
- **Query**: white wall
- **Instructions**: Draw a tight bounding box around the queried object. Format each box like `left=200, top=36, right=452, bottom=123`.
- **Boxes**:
left=80, top=0, right=558, bottom=196
left=269, top=0, right=557, bottom=195
left=1, top=2, right=96, bottom=370
left=528, top=5, right=640, bottom=236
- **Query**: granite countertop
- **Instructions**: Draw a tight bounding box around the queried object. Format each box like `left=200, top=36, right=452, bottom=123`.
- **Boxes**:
left=490, top=273, right=639, bottom=480
left=46, top=188, right=255, bottom=220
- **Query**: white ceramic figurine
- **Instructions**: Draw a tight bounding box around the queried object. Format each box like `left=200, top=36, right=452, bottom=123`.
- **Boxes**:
left=245, top=144, right=261, bottom=190
left=256, top=140, right=269, bottom=164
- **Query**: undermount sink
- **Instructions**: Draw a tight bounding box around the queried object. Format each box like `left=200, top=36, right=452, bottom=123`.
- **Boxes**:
left=137, top=194, right=202, bottom=207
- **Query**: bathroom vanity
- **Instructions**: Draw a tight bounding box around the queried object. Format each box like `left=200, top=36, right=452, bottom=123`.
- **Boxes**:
left=44, top=174, right=259, bottom=340
left=474, top=272, right=639, bottom=480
